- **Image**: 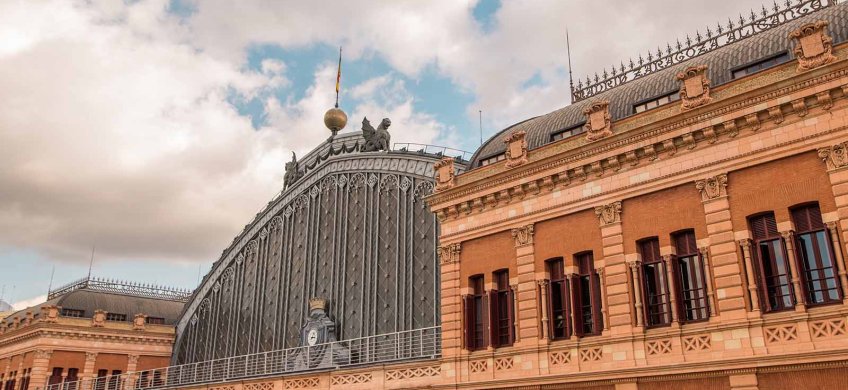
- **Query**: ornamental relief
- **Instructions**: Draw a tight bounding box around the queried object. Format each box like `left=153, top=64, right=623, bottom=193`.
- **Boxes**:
left=583, top=100, right=613, bottom=141
left=695, top=174, right=728, bottom=202
left=504, top=131, right=528, bottom=168
left=594, top=201, right=622, bottom=226
left=438, top=242, right=461, bottom=265
left=676, top=65, right=712, bottom=110
left=511, top=224, right=535, bottom=247
left=818, top=142, right=848, bottom=171
left=434, top=157, right=456, bottom=192
left=789, top=20, right=836, bottom=72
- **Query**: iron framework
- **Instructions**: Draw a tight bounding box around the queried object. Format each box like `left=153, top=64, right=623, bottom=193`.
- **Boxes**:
left=570, top=0, right=835, bottom=102
left=47, top=276, right=192, bottom=302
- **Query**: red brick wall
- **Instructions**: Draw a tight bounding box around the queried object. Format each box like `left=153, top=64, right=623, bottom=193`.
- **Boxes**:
left=535, top=209, right=604, bottom=269
left=622, top=183, right=708, bottom=253
left=460, top=230, right=516, bottom=287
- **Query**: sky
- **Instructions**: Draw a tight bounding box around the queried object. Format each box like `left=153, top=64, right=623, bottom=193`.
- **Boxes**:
left=0, top=0, right=776, bottom=309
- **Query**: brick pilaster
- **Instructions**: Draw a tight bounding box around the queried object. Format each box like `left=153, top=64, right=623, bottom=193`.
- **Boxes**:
left=820, top=143, right=848, bottom=302
left=511, top=224, right=540, bottom=344
left=696, top=174, right=748, bottom=320
left=595, top=201, right=630, bottom=335
left=27, top=350, right=49, bottom=390
left=438, top=243, right=462, bottom=358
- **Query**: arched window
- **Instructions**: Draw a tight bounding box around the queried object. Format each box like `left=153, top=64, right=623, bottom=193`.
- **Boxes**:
left=639, top=238, right=671, bottom=327
left=791, top=203, right=842, bottom=305
left=573, top=252, right=603, bottom=336
left=749, top=212, right=794, bottom=312
left=672, top=230, right=709, bottom=322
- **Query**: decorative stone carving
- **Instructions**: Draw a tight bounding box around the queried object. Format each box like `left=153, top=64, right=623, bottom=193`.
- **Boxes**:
left=433, top=157, right=456, bottom=192
left=35, top=349, right=52, bottom=360
left=23, top=312, right=33, bottom=326
left=133, top=314, right=147, bottom=331
left=92, top=310, right=107, bottom=327
left=769, top=106, right=784, bottom=124
left=789, top=21, right=836, bottom=72
left=438, top=243, right=461, bottom=265
left=818, top=142, right=848, bottom=171
left=695, top=174, right=728, bottom=202
left=792, top=99, right=808, bottom=117
left=818, top=91, right=833, bottom=110
left=40, top=305, right=60, bottom=323
left=86, top=352, right=98, bottom=362
left=745, top=113, right=761, bottom=132
left=283, top=152, right=303, bottom=190
left=127, top=355, right=140, bottom=365
left=676, top=65, right=712, bottom=110
left=582, top=100, right=613, bottom=141
left=594, top=201, right=622, bottom=226
left=724, top=120, right=738, bottom=138
left=361, top=117, right=391, bottom=152
left=511, top=224, right=535, bottom=247
left=503, top=131, right=528, bottom=168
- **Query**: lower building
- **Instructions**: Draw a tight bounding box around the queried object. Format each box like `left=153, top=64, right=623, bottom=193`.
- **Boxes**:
left=0, top=277, right=187, bottom=390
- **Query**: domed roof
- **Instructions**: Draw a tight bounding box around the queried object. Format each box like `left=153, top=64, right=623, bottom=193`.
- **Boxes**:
left=1, top=278, right=186, bottom=327
left=0, top=299, right=12, bottom=312
left=469, top=2, right=848, bottom=168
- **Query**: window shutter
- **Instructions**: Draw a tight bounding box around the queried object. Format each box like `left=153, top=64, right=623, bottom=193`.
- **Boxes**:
left=750, top=213, right=778, bottom=239
left=792, top=205, right=824, bottom=233
left=545, top=279, right=555, bottom=340
left=592, top=271, right=603, bottom=332
left=507, top=286, right=515, bottom=344
left=488, top=290, right=498, bottom=347
left=674, top=231, right=697, bottom=255
left=571, top=274, right=583, bottom=337
left=463, top=295, right=473, bottom=350
left=564, top=278, right=572, bottom=339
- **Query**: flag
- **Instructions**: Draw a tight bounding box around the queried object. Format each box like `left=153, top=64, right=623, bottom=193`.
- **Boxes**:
left=335, top=47, right=342, bottom=95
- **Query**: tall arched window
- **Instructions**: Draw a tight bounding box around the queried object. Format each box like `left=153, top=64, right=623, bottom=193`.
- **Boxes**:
left=639, top=238, right=671, bottom=327
left=573, top=252, right=603, bottom=336
left=672, top=230, right=709, bottom=322
left=791, top=203, right=842, bottom=305
left=749, top=212, right=794, bottom=312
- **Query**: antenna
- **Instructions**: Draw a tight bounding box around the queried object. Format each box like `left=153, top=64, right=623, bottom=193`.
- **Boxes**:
left=335, top=46, right=342, bottom=108
left=566, top=28, right=574, bottom=102
left=478, top=110, right=483, bottom=145
left=47, top=266, right=55, bottom=295
left=87, top=245, right=95, bottom=279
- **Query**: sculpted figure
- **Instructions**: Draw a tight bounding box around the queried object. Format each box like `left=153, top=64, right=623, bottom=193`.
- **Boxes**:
left=361, top=117, right=391, bottom=152
left=283, top=152, right=303, bottom=189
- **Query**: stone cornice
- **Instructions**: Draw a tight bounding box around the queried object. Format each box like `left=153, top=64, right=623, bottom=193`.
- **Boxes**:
left=427, top=53, right=848, bottom=209
left=0, top=324, right=174, bottom=349
left=429, top=66, right=848, bottom=229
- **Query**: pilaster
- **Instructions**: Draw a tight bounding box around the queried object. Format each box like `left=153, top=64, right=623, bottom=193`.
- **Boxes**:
left=125, top=355, right=139, bottom=389
left=81, top=352, right=98, bottom=390
left=595, top=201, right=630, bottom=335
left=29, top=349, right=51, bottom=390
left=696, top=174, right=747, bottom=319
left=438, top=243, right=462, bottom=359
left=511, top=224, right=539, bottom=345
left=779, top=230, right=805, bottom=312
left=819, top=143, right=848, bottom=303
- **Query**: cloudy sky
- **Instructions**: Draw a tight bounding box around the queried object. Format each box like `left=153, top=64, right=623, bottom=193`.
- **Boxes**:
left=0, top=0, right=772, bottom=308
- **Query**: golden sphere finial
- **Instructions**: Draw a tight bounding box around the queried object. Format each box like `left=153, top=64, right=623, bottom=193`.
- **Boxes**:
left=324, top=107, right=348, bottom=135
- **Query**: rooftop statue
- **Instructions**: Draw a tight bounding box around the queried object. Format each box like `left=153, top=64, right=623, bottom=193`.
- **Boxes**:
left=283, top=152, right=303, bottom=189
left=361, top=116, right=391, bottom=152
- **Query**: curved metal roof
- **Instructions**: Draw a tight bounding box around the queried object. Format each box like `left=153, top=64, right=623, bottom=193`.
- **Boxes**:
left=2, top=288, right=184, bottom=326
left=469, top=2, right=848, bottom=167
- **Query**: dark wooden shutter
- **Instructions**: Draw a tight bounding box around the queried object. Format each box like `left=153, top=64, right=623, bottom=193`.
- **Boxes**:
left=545, top=279, right=554, bottom=340
left=571, top=274, right=583, bottom=337
left=507, top=286, right=515, bottom=344
left=564, top=278, right=572, bottom=339
left=488, top=290, right=498, bottom=347
left=750, top=213, right=778, bottom=239
left=674, top=231, right=697, bottom=255
left=592, top=271, right=603, bottom=332
left=792, top=205, right=824, bottom=233
left=462, top=295, right=473, bottom=350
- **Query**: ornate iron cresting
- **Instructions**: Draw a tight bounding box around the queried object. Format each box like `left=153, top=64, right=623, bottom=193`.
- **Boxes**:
left=392, top=143, right=474, bottom=162
left=46, top=276, right=191, bottom=302
left=45, top=327, right=441, bottom=390
left=570, top=0, right=835, bottom=102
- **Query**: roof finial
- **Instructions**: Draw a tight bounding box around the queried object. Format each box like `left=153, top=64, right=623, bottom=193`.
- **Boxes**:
left=566, top=28, right=575, bottom=102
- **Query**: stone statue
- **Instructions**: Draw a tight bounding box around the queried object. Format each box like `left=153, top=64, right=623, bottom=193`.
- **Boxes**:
left=284, top=152, right=303, bottom=189
left=361, top=117, right=391, bottom=152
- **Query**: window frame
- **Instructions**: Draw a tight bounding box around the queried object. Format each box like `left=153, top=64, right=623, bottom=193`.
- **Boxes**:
left=632, top=90, right=680, bottom=114
left=464, top=274, right=487, bottom=351
left=478, top=153, right=506, bottom=167
left=490, top=269, right=514, bottom=348
left=671, top=229, right=710, bottom=323
left=550, top=122, right=586, bottom=142
left=638, top=237, right=672, bottom=328
left=748, top=212, right=795, bottom=312
left=546, top=258, right=571, bottom=340
left=573, top=251, right=603, bottom=337
left=790, top=202, right=843, bottom=306
left=730, top=51, right=790, bottom=79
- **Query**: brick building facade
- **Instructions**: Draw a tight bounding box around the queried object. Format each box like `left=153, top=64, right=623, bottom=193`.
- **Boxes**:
left=0, top=278, right=187, bottom=390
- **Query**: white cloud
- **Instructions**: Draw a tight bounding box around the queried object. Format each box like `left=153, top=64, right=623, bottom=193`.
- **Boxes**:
left=12, top=295, right=47, bottom=311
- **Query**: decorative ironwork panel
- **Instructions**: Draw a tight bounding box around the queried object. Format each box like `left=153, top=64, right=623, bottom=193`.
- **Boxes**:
left=342, top=173, right=367, bottom=340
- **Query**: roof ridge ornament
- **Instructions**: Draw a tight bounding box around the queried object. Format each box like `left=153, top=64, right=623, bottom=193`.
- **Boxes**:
left=570, top=0, right=835, bottom=102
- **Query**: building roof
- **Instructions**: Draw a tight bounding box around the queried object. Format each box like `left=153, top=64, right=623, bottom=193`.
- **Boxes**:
left=0, top=300, right=11, bottom=312
left=469, top=1, right=848, bottom=167
left=1, top=278, right=187, bottom=326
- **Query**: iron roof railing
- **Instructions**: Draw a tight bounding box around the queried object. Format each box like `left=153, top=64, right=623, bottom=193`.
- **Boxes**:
left=392, top=142, right=473, bottom=162
left=570, top=0, right=836, bottom=102
left=47, top=276, right=192, bottom=302
left=45, top=326, right=441, bottom=390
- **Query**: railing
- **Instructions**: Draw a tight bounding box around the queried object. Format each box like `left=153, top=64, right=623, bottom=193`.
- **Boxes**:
left=570, top=0, right=835, bottom=102
left=392, top=143, right=473, bottom=162
left=46, top=327, right=441, bottom=390
left=47, top=276, right=192, bottom=302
